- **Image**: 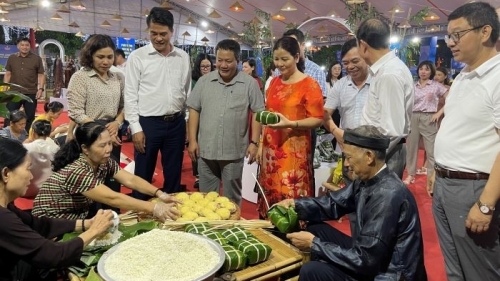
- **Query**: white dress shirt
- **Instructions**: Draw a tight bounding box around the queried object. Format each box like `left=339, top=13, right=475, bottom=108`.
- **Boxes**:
left=361, top=51, right=414, bottom=152
left=124, top=43, right=191, bottom=134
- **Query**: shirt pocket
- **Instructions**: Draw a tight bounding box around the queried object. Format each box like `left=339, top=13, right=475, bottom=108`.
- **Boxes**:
left=228, top=88, right=248, bottom=111
left=169, top=69, right=183, bottom=92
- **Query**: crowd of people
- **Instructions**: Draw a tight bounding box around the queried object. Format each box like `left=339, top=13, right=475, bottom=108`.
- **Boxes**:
left=0, top=1, right=499, bottom=281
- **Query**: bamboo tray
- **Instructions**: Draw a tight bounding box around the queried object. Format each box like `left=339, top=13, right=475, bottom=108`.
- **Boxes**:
left=231, top=228, right=304, bottom=281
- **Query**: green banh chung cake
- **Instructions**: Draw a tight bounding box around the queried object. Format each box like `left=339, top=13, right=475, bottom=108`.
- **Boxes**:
left=184, top=223, right=210, bottom=234
left=232, top=237, right=273, bottom=265
left=221, top=245, right=247, bottom=272
left=255, top=111, right=280, bottom=125
left=183, top=224, right=273, bottom=272
left=221, top=227, right=254, bottom=243
left=201, top=230, right=228, bottom=245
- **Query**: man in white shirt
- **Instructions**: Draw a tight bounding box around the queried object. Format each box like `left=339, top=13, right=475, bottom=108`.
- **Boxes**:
left=356, top=19, right=414, bottom=179
left=430, top=2, right=500, bottom=280
left=114, top=49, right=127, bottom=74
left=125, top=7, right=191, bottom=199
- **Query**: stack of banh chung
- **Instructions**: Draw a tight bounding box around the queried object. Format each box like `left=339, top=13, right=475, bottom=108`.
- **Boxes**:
left=184, top=224, right=272, bottom=272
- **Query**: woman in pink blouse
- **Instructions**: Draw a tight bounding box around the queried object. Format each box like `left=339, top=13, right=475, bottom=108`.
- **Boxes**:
left=404, top=61, right=448, bottom=185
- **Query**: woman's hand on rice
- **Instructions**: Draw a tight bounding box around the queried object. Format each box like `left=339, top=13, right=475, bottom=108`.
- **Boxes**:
left=153, top=202, right=180, bottom=222
left=89, top=209, right=114, bottom=235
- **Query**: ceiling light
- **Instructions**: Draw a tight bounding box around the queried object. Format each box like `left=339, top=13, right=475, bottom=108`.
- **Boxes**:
left=424, top=11, right=440, bottom=21
left=68, top=21, right=79, bottom=28
left=50, top=13, right=63, bottom=20
left=70, top=0, right=86, bottom=10
left=0, top=15, right=9, bottom=22
left=224, top=22, right=234, bottom=29
left=389, top=3, right=404, bottom=14
left=40, top=0, right=50, bottom=8
left=201, top=20, right=208, bottom=28
left=100, top=20, right=111, bottom=27
left=34, top=24, right=44, bottom=32
left=280, top=2, right=297, bottom=11
left=229, top=1, right=244, bottom=12
left=346, top=0, right=365, bottom=4
left=182, top=31, right=191, bottom=36
left=201, top=36, right=210, bottom=42
left=75, top=31, right=85, bottom=37
left=112, top=14, right=123, bottom=21
left=397, top=19, right=411, bottom=28
left=285, top=22, right=295, bottom=29
left=327, top=9, right=338, bottom=17
left=120, top=28, right=129, bottom=34
left=272, top=12, right=286, bottom=21
left=57, top=4, right=71, bottom=13
left=206, top=29, right=215, bottom=34
left=429, top=24, right=439, bottom=31
left=208, top=10, right=221, bottom=18
left=0, top=1, right=10, bottom=6
left=159, top=1, right=173, bottom=10
left=303, top=15, right=311, bottom=22
left=142, top=9, right=150, bottom=17
left=185, top=16, right=196, bottom=24
left=0, top=6, right=8, bottom=14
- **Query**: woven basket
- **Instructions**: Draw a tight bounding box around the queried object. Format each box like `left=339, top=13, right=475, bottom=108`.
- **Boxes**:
left=138, top=192, right=241, bottom=222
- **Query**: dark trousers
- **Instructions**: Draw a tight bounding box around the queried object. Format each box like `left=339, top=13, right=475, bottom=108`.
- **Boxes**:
left=4, top=93, right=36, bottom=131
left=11, top=260, right=58, bottom=281
left=299, top=223, right=360, bottom=281
left=132, top=115, right=185, bottom=200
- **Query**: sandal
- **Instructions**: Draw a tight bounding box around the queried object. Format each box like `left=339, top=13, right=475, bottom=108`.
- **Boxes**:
left=403, top=175, right=415, bottom=185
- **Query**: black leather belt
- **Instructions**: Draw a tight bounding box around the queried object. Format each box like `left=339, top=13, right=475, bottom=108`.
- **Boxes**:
left=435, top=165, right=489, bottom=180
left=147, top=112, right=184, bottom=122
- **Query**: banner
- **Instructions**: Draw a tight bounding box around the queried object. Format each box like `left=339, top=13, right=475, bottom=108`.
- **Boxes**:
left=0, top=45, right=18, bottom=70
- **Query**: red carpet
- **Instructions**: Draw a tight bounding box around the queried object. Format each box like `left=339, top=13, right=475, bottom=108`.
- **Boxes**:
left=13, top=103, right=446, bottom=280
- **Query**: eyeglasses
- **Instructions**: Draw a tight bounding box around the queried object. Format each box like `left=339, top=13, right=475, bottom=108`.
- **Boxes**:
left=444, top=25, right=485, bottom=44
left=200, top=65, right=211, bottom=69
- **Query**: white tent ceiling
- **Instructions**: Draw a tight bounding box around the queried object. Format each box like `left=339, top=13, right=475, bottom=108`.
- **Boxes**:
left=1, top=0, right=499, bottom=47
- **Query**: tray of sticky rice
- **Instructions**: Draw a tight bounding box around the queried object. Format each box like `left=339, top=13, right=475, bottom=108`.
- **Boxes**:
left=97, top=229, right=225, bottom=281
left=139, top=191, right=241, bottom=222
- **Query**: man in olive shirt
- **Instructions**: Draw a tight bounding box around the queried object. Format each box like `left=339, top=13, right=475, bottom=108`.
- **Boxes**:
left=3, top=38, right=46, bottom=131
left=187, top=39, right=265, bottom=206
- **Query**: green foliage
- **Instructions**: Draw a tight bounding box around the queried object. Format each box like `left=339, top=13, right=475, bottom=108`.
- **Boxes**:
left=344, top=3, right=380, bottom=31
left=240, top=9, right=272, bottom=48
left=310, top=45, right=342, bottom=70
left=61, top=221, right=159, bottom=277
left=410, top=7, right=431, bottom=26
left=34, top=30, right=84, bottom=57
left=0, top=82, right=32, bottom=118
left=398, top=41, right=420, bottom=67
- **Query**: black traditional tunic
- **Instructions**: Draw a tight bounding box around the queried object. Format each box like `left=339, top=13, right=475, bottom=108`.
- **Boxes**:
left=295, top=167, right=427, bottom=281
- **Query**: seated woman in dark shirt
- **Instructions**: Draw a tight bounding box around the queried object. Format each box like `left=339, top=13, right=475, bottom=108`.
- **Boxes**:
left=0, top=137, right=114, bottom=281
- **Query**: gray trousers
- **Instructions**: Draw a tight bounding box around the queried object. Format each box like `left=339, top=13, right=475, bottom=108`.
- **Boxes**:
left=198, top=158, right=244, bottom=206
left=386, top=143, right=406, bottom=179
left=406, top=112, right=437, bottom=175
left=433, top=176, right=500, bottom=281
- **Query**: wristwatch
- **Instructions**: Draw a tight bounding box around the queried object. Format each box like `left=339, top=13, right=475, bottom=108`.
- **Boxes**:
left=38, top=88, right=44, bottom=92
left=477, top=200, right=495, bottom=215
left=249, top=140, right=258, bottom=146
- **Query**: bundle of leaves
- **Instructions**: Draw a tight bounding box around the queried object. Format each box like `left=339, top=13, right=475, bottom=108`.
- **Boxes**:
left=61, top=220, right=159, bottom=277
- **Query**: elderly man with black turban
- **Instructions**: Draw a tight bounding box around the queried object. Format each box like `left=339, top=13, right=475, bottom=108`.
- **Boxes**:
left=275, top=125, right=427, bottom=281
